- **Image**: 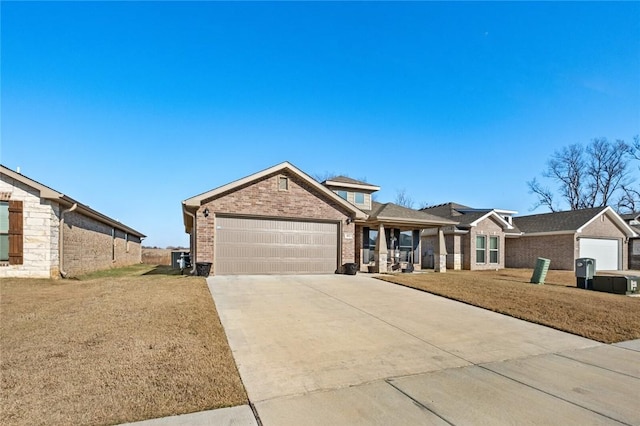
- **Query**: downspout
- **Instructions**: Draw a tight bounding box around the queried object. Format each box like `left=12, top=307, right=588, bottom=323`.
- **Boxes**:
left=59, top=203, right=78, bottom=278
left=184, top=207, right=197, bottom=275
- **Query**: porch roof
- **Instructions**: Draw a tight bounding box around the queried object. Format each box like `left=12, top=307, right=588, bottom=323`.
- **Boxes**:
left=362, top=202, right=458, bottom=228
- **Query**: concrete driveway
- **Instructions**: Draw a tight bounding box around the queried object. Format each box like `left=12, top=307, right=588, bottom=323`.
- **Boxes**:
left=208, top=274, right=640, bottom=425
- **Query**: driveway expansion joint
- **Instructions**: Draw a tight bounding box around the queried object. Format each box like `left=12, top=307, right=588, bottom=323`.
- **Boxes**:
left=385, top=379, right=456, bottom=426
left=478, top=364, right=631, bottom=426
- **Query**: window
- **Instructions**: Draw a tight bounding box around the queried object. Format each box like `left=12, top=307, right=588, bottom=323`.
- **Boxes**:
left=489, top=236, right=499, bottom=263
left=1, top=200, right=23, bottom=264
left=355, top=192, right=365, bottom=204
left=476, top=235, right=486, bottom=263
left=0, top=202, right=8, bottom=262
left=363, top=227, right=378, bottom=263
left=399, top=230, right=413, bottom=262
left=278, top=176, right=288, bottom=191
left=336, top=190, right=347, bottom=200
left=125, top=232, right=129, bottom=253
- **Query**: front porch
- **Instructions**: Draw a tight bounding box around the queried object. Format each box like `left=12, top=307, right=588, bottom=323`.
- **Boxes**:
left=356, top=223, right=449, bottom=273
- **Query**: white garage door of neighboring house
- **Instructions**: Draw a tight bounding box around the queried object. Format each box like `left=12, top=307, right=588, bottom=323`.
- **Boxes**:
left=579, top=238, right=620, bottom=271
left=215, top=216, right=339, bottom=275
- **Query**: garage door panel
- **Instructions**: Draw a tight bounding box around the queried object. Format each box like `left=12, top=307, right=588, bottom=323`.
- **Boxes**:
left=216, top=217, right=338, bottom=275
left=579, top=238, right=619, bottom=270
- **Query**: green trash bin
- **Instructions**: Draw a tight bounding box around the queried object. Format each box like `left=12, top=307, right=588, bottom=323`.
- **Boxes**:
left=530, top=257, right=550, bottom=284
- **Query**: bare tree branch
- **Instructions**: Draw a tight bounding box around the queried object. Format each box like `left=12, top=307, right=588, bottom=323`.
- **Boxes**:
left=395, top=189, right=415, bottom=209
left=529, top=137, right=634, bottom=212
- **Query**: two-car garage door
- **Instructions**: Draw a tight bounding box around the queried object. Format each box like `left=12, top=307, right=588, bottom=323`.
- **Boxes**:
left=215, top=216, right=339, bottom=275
left=579, top=238, right=620, bottom=270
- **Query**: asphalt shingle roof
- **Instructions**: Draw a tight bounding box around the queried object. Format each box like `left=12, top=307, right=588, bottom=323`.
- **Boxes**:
left=364, top=202, right=457, bottom=224
left=420, top=202, right=472, bottom=218
left=512, top=207, right=608, bottom=233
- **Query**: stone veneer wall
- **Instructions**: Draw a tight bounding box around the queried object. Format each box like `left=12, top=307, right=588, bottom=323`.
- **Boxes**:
left=0, top=175, right=59, bottom=278
left=195, top=170, right=354, bottom=275
left=62, top=211, right=142, bottom=277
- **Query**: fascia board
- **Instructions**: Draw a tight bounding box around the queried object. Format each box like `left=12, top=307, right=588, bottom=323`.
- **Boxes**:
left=323, top=180, right=381, bottom=192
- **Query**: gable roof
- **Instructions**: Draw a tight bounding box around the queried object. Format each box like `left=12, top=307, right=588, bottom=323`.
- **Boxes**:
left=0, top=164, right=145, bottom=238
left=421, top=202, right=514, bottom=230
left=513, top=206, right=637, bottom=237
left=363, top=202, right=457, bottom=226
left=182, top=162, right=368, bottom=230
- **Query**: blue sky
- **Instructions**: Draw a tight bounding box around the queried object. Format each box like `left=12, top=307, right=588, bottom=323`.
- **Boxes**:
left=2, top=1, right=639, bottom=247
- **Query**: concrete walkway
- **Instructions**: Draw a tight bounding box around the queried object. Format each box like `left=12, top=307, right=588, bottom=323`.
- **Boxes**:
left=209, top=274, right=640, bottom=425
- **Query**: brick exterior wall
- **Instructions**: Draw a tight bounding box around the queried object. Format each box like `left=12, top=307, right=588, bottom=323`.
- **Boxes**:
left=62, top=211, right=142, bottom=277
left=0, top=175, right=60, bottom=278
left=195, top=170, right=354, bottom=275
left=505, top=234, right=576, bottom=270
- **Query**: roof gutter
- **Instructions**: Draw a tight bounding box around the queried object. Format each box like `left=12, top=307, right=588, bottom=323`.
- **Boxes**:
left=59, top=203, right=78, bottom=278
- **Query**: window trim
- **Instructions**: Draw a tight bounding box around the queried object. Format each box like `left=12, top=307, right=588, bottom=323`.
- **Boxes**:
left=278, top=176, right=289, bottom=191
left=475, top=235, right=486, bottom=264
left=489, top=236, right=499, bottom=264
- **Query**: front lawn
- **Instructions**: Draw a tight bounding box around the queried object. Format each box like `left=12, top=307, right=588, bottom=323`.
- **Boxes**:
left=0, top=265, right=247, bottom=426
left=377, top=269, right=640, bottom=344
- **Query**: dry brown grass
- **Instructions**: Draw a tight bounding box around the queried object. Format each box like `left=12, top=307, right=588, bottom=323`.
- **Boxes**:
left=141, top=248, right=173, bottom=265
left=377, top=269, right=640, bottom=344
left=0, top=265, right=247, bottom=426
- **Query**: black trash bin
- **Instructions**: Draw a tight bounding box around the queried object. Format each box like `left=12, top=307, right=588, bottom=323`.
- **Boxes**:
left=195, top=262, right=212, bottom=277
left=344, top=263, right=358, bottom=275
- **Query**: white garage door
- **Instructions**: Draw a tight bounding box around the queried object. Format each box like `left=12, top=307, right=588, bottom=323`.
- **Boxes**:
left=579, top=238, right=620, bottom=270
left=215, top=216, right=339, bottom=275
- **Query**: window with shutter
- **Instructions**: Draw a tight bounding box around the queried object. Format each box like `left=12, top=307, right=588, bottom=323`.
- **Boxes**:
left=8, top=200, right=23, bottom=265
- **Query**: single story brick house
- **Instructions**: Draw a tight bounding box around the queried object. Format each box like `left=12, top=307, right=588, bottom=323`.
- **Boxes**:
left=182, top=162, right=456, bottom=276
left=419, top=202, right=519, bottom=270
left=505, top=207, right=636, bottom=271
left=0, top=165, right=145, bottom=278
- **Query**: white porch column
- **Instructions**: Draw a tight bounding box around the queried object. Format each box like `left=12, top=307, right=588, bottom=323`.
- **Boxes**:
left=374, top=224, right=388, bottom=273
left=435, top=227, right=447, bottom=273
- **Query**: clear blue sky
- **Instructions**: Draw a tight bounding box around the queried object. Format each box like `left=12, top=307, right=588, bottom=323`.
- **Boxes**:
left=2, top=1, right=639, bottom=247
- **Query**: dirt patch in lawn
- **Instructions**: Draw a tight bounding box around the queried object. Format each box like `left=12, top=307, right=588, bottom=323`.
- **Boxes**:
left=377, top=269, right=640, bottom=344
left=0, top=265, right=247, bottom=426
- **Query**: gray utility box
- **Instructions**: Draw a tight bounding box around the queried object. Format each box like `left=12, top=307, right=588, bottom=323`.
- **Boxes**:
left=592, top=275, right=640, bottom=295
left=575, top=258, right=596, bottom=290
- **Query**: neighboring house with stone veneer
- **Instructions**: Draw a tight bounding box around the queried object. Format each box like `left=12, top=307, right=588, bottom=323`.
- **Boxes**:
left=505, top=207, right=636, bottom=271
left=0, top=165, right=145, bottom=278
left=419, top=202, right=519, bottom=270
left=182, top=162, right=456, bottom=276
left=621, top=213, right=640, bottom=270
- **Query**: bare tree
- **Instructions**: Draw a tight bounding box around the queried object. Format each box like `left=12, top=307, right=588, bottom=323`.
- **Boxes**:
left=528, top=138, right=632, bottom=212
left=395, top=189, right=415, bottom=208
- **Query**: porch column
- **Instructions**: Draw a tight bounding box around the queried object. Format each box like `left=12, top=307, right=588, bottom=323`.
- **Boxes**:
left=374, top=223, right=388, bottom=273
left=435, top=227, right=447, bottom=272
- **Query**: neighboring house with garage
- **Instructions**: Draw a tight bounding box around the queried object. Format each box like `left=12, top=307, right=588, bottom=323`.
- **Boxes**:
left=0, top=165, right=145, bottom=278
left=505, top=207, right=636, bottom=271
left=182, top=162, right=456, bottom=276
left=419, top=202, right=519, bottom=270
